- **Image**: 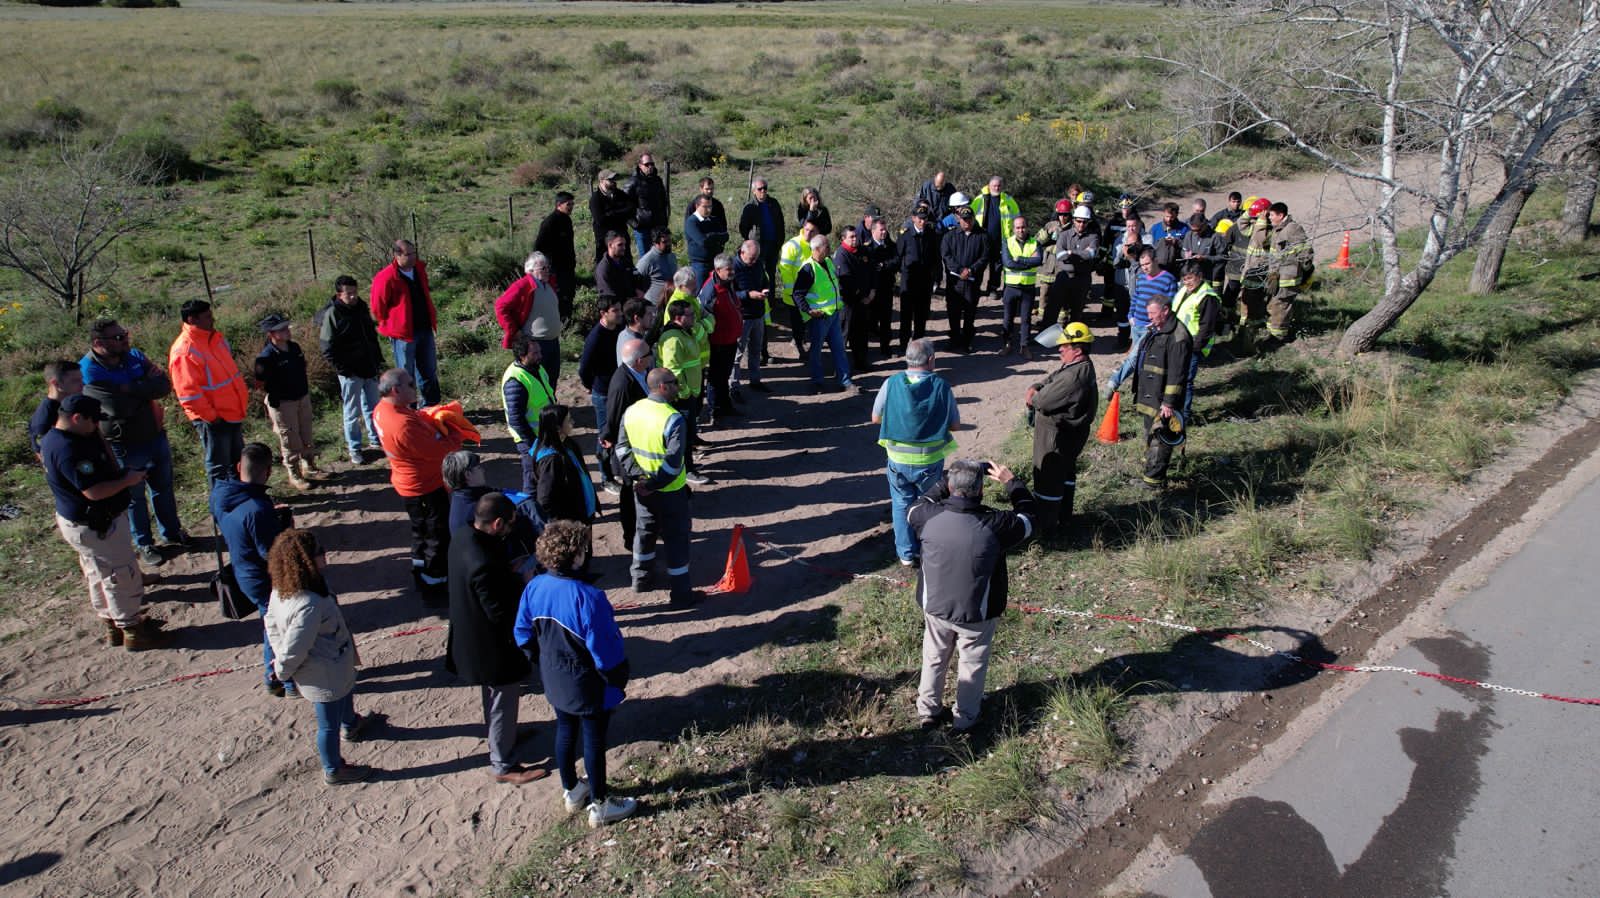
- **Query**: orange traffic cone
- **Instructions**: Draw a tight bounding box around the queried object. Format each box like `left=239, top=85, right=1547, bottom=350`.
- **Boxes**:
left=709, top=524, right=752, bottom=594
left=1096, top=392, right=1122, bottom=444
left=1331, top=231, right=1352, bottom=269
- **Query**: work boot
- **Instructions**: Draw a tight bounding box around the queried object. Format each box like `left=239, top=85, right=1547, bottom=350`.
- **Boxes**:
left=285, top=465, right=312, bottom=491
left=1034, top=500, right=1060, bottom=542
left=122, top=618, right=170, bottom=652
left=104, top=618, right=123, bottom=647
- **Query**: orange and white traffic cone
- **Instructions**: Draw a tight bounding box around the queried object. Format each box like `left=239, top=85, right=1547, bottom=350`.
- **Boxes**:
left=708, top=524, right=752, bottom=594
left=1096, top=392, right=1122, bottom=445
left=1331, top=231, right=1352, bottom=269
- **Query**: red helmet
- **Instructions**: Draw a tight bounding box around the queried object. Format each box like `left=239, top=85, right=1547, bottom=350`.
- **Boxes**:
left=1248, top=197, right=1271, bottom=217
left=1054, top=198, right=1073, bottom=215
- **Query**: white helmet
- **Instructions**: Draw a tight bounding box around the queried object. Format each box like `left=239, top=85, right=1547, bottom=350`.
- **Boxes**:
left=948, top=191, right=970, bottom=208
left=1072, top=205, right=1094, bottom=220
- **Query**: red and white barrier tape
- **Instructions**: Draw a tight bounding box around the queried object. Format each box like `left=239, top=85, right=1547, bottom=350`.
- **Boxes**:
left=2, top=623, right=447, bottom=709
left=1017, top=603, right=1600, bottom=707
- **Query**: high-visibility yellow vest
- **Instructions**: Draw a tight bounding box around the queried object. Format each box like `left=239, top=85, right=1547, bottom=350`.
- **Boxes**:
left=656, top=324, right=703, bottom=398
left=778, top=234, right=808, bottom=306
left=798, top=257, right=841, bottom=316
left=970, top=191, right=1019, bottom=232
left=621, top=397, right=686, bottom=492
left=1003, top=236, right=1040, bottom=287
left=1173, top=283, right=1220, bottom=357
left=500, top=362, right=555, bottom=435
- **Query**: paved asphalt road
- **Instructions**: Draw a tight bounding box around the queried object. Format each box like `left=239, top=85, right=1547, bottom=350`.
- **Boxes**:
left=1141, top=465, right=1600, bottom=897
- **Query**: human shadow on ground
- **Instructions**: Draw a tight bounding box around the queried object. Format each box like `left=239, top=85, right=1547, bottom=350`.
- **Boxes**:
left=0, top=705, right=118, bottom=728
left=1137, top=635, right=1494, bottom=898
left=0, top=852, right=61, bottom=888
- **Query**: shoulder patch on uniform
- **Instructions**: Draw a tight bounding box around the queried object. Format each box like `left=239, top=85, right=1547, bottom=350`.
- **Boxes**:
left=76, top=460, right=96, bottom=475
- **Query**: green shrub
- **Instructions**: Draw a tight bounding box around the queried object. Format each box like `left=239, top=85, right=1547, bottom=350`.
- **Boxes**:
left=33, top=97, right=85, bottom=132
left=312, top=78, right=361, bottom=110
left=220, top=100, right=278, bottom=155
left=591, top=40, right=646, bottom=67
left=815, top=47, right=864, bottom=76
left=653, top=117, right=720, bottom=169
left=292, top=143, right=360, bottom=185
left=114, top=125, right=197, bottom=183
left=422, top=93, right=487, bottom=135
left=125, top=241, right=196, bottom=264
left=254, top=165, right=295, bottom=198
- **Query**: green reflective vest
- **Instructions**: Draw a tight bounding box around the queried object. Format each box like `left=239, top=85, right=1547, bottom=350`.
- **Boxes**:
left=1172, top=283, right=1219, bottom=357
left=621, top=397, right=686, bottom=493
left=1003, top=236, right=1040, bottom=286
left=970, top=191, right=1019, bottom=233
left=798, top=257, right=841, bottom=316
left=778, top=234, right=809, bottom=305
left=501, top=362, right=555, bottom=435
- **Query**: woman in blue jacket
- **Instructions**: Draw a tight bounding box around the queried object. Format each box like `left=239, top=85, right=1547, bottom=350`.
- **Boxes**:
left=514, top=521, right=635, bottom=828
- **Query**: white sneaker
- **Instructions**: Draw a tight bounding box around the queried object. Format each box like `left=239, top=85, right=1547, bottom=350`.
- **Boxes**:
left=562, top=778, right=591, bottom=815
left=587, top=795, right=638, bottom=828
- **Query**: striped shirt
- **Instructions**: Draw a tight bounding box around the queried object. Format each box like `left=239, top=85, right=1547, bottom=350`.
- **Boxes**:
left=1130, top=269, right=1176, bottom=329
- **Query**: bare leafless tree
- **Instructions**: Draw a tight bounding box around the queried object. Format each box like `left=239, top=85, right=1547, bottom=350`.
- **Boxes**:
left=1557, top=100, right=1599, bottom=244
left=0, top=138, right=169, bottom=314
left=1155, top=0, right=1600, bottom=357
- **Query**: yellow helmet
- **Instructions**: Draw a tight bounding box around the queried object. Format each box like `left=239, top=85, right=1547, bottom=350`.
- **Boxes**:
left=1056, top=321, right=1094, bottom=345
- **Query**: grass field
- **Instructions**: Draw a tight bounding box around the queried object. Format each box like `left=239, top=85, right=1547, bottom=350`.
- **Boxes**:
left=2, top=1, right=1597, bottom=895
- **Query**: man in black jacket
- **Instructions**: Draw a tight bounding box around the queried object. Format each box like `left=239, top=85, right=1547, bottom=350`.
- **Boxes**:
left=897, top=205, right=940, bottom=353
left=738, top=177, right=786, bottom=292
left=533, top=191, right=578, bottom=323
left=589, top=171, right=634, bottom=265
left=1132, top=295, right=1192, bottom=490
left=626, top=154, right=668, bottom=261
left=602, top=338, right=653, bottom=550
left=861, top=219, right=898, bottom=358
left=909, top=459, right=1035, bottom=732
left=915, top=171, right=956, bottom=228
left=939, top=208, right=989, bottom=353
left=319, top=275, right=386, bottom=466
left=446, top=493, right=550, bottom=785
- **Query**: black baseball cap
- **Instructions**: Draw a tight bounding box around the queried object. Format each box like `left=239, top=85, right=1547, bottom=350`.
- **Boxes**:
left=61, top=394, right=108, bottom=420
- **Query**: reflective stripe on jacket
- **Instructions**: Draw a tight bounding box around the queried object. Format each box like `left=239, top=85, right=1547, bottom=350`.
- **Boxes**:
left=620, top=398, right=687, bottom=493
left=168, top=323, right=248, bottom=422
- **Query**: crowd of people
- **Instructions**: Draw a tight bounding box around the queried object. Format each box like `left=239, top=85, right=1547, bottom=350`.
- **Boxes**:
left=29, top=166, right=1315, bottom=822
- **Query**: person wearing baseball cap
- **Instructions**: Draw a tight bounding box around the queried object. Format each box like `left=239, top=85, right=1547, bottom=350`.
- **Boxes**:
left=41, top=393, right=170, bottom=650
left=897, top=203, right=941, bottom=353
left=1024, top=322, right=1097, bottom=537
left=589, top=168, right=633, bottom=266
left=254, top=312, right=323, bottom=490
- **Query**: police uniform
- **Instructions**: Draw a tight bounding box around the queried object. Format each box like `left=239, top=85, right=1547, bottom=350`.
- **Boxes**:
left=41, top=403, right=147, bottom=634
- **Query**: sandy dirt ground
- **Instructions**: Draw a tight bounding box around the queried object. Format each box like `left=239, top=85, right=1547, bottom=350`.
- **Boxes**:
left=0, top=163, right=1507, bottom=897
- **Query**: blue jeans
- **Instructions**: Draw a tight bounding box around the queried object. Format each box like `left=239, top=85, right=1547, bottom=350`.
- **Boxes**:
left=337, top=374, right=380, bottom=454
left=113, top=433, right=182, bottom=547
left=732, top=318, right=764, bottom=386
left=312, top=693, right=358, bottom=774
left=633, top=229, right=651, bottom=262
left=1109, top=324, right=1149, bottom=390
left=192, top=419, right=243, bottom=486
left=805, top=313, right=852, bottom=385
left=591, top=387, right=614, bottom=482
left=554, top=708, right=611, bottom=801
left=887, top=459, right=944, bottom=562
left=251, top=592, right=281, bottom=689
left=391, top=331, right=440, bottom=407
left=689, top=260, right=710, bottom=290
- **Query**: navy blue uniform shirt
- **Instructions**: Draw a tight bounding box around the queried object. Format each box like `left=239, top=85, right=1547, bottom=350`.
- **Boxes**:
left=41, top=427, right=125, bottom=522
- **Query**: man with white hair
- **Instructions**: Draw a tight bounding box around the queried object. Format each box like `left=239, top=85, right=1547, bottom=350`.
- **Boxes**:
left=872, top=338, right=964, bottom=567
left=790, top=233, right=854, bottom=394
left=495, top=251, right=563, bottom=384
left=908, top=459, right=1036, bottom=732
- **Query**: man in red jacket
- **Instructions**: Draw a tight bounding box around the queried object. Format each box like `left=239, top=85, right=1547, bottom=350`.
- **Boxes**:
left=370, top=240, right=440, bottom=407
left=697, top=253, right=744, bottom=426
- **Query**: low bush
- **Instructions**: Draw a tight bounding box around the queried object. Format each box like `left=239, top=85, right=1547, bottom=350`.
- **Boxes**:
left=312, top=78, right=361, bottom=110
left=219, top=100, right=278, bottom=156
left=591, top=40, right=646, bottom=67
left=33, top=97, right=86, bottom=132
left=653, top=117, right=721, bottom=169
left=114, top=125, right=198, bottom=183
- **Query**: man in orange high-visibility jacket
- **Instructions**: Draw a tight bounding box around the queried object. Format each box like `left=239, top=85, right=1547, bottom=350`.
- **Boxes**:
left=169, top=300, right=250, bottom=486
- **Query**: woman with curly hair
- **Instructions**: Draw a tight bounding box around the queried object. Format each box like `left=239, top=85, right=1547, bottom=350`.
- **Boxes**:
left=513, top=520, right=635, bottom=827
left=265, top=528, right=374, bottom=785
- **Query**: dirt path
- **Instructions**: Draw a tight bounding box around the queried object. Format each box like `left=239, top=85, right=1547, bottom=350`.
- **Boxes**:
left=0, top=162, right=1501, bottom=897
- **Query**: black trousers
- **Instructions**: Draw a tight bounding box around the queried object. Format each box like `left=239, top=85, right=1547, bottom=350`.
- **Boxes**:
left=1141, top=414, right=1177, bottom=485
left=843, top=301, right=872, bottom=369
left=944, top=275, right=980, bottom=350
left=707, top=344, right=736, bottom=412
left=899, top=271, right=933, bottom=350
left=402, top=487, right=451, bottom=587
left=869, top=288, right=894, bottom=355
